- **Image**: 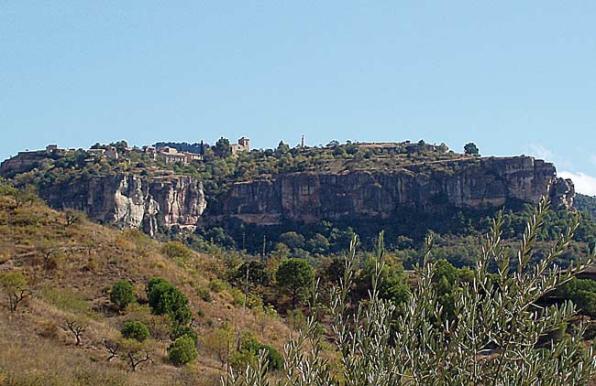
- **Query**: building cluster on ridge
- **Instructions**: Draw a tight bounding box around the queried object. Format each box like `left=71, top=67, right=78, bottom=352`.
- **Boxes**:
left=22, top=136, right=251, bottom=166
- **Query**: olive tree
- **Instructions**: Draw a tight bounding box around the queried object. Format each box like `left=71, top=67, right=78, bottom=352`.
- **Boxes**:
left=223, top=198, right=596, bottom=385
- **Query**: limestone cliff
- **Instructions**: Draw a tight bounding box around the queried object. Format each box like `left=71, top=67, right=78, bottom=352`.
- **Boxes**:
left=39, top=174, right=206, bottom=236
left=221, top=156, right=574, bottom=224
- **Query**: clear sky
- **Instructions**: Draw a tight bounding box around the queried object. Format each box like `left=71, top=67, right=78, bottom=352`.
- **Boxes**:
left=1, top=1, right=595, bottom=194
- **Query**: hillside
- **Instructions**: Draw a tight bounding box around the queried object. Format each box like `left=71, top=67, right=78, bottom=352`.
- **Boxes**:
left=0, top=184, right=291, bottom=385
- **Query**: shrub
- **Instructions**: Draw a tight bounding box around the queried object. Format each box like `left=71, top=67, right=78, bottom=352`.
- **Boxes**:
left=161, top=241, right=194, bottom=260
left=64, top=209, right=85, bottom=227
left=110, top=280, right=135, bottom=311
left=121, top=321, right=150, bottom=342
left=168, top=335, right=198, bottom=366
left=171, top=324, right=198, bottom=344
left=236, top=333, right=284, bottom=371
left=146, top=277, right=191, bottom=325
left=197, top=287, right=212, bottom=302
left=260, top=344, right=283, bottom=371
left=230, top=350, right=258, bottom=371
left=209, top=278, right=226, bottom=292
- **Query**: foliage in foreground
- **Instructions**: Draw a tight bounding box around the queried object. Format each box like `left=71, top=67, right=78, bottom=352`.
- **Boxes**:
left=223, top=198, right=596, bottom=385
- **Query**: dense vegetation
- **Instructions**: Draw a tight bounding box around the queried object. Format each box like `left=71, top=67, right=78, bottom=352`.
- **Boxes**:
left=576, top=193, right=596, bottom=220
left=224, top=200, right=596, bottom=385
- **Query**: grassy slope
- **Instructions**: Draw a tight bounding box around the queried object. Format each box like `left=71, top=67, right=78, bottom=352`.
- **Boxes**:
left=0, top=194, right=290, bottom=385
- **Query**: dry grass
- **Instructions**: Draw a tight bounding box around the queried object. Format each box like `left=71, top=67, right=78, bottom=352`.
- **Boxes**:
left=0, top=195, right=291, bottom=385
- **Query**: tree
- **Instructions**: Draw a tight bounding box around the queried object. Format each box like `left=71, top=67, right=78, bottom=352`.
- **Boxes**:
left=279, top=232, right=305, bottom=250
left=110, top=280, right=135, bottom=311
left=431, top=259, right=460, bottom=320
left=276, top=141, right=290, bottom=155
left=332, top=146, right=347, bottom=158
left=234, top=261, right=270, bottom=287
left=121, top=339, right=152, bottom=372
left=110, top=140, right=128, bottom=151
left=63, top=319, right=87, bottom=346
left=103, top=339, right=121, bottom=362
left=275, top=258, right=314, bottom=307
left=203, top=326, right=234, bottom=367
left=214, top=137, right=232, bottom=158
left=464, top=142, right=480, bottom=156
left=223, top=198, right=596, bottom=385
left=0, top=271, right=29, bottom=312
left=168, top=335, right=198, bottom=366
left=307, top=233, right=330, bottom=255
left=121, top=320, right=150, bottom=342
left=355, top=237, right=410, bottom=305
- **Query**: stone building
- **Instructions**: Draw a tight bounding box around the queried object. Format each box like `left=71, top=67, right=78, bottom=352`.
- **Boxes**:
left=156, top=146, right=202, bottom=164
left=231, top=137, right=250, bottom=155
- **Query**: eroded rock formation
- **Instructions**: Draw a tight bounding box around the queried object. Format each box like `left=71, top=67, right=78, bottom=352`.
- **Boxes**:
left=39, top=174, right=206, bottom=236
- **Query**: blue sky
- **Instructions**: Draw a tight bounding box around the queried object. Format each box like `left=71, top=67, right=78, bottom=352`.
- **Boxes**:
left=1, top=1, right=595, bottom=194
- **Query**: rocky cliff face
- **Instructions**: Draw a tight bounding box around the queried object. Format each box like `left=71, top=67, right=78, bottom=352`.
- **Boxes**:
left=221, top=156, right=574, bottom=224
left=0, top=152, right=575, bottom=234
left=39, top=174, right=207, bottom=236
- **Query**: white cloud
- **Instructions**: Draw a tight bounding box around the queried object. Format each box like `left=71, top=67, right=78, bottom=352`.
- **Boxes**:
left=559, top=171, right=596, bottom=196
left=525, top=144, right=553, bottom=161
left=524, top=143, right=575, bottom=170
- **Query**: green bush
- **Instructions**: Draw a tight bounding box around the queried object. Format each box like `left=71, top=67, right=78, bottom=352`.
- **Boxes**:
left=168, top=335, right=198, bottom=366
left=146, top=277, right=191, bottom=325
left=121, top=320, right=150, bottom=342
left=110, top=280, right=135, bottom=311
left=237, top=333, right=283, bottom=371
left=171, top=324, right=198, bottom=344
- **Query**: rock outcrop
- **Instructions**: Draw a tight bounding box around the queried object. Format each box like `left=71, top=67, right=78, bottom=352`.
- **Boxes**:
left=39, top=174, right=206, bottom=236
left=221, top=156, right=574, bottom=224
